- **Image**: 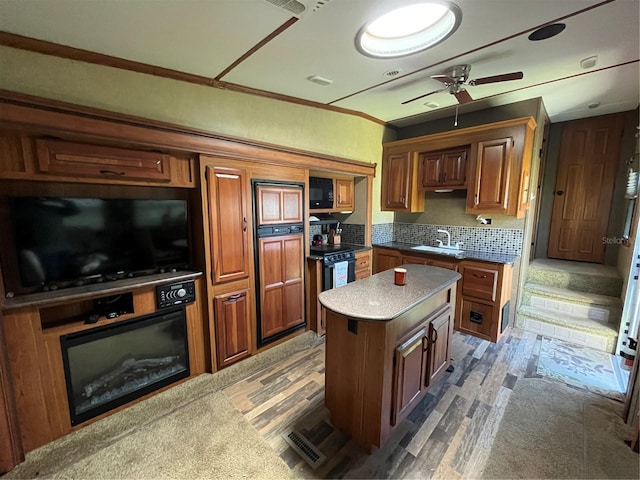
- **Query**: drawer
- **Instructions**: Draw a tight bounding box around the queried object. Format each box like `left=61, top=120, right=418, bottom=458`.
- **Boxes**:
left=36, top=139, right=171, bottom=183
left=458, top=298, right=495, bottom=341
left=355, top=251, right=371, bottom=270
left=462, top=266, right=498, bottom=301
left=355, top=268, right=370, bottom=280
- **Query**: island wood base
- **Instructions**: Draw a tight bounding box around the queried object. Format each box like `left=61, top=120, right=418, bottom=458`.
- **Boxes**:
left=324, top=284, right=456, bottom=453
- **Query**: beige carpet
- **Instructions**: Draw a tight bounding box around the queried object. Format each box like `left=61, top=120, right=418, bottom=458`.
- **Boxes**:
left=1, top=332, right=324, bottom=480
left=481, top=377, right=639, bottom=479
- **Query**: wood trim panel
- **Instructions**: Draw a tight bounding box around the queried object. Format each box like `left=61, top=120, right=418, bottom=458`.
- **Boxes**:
left=0, top=93, right=376, bottom=176
left=0, top=312, right=24, bottom=474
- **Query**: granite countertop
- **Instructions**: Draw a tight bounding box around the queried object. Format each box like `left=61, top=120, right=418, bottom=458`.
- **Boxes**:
left=318, top=264, right=460, bottom=321
left=373, top=241, right=519, bottom=265
left=307, top=243, right=372, bottom=260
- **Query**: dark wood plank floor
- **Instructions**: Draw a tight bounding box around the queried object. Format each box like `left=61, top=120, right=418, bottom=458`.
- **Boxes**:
left=222, top=328, right=546, bottom=478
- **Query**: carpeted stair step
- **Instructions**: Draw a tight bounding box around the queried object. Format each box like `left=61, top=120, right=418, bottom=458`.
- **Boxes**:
left=516, top=305, right=618, bottom=353
left=526, top=259, right=622, bottom=297
left=521, top=283, right=622, bottom=325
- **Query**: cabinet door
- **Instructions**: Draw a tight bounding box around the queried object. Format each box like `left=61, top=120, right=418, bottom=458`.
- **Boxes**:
left=458, top=298, right=495, bottom=342
left=382, top=151, right=423, bottom=212
left=373, top=249, right=402, bottom=273
left=255, top=184, right=303, bottom=225
left=258, top=234, right=305, bottom=341
left=206, top=166, right=250, bottom=283
left=428, top=309, right=453, bottom=385
left=441, top=150, right=467, bottom=187
left=214, top=289, right=250, bottom=368
left=467, top=137, right=512, bottom=212
left=420, top=153, right=442, bottom=187
left=334, top=178, right=354, bottom=211
left=391, top=326, right=429, bottom=426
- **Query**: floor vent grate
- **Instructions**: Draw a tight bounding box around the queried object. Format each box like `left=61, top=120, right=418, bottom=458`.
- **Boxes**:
left=283, top=429, right=326, bottom=469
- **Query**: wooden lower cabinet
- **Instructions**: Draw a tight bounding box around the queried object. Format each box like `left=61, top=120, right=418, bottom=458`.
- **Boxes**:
left=374, top=247, right=460, bottom=274
left=325, top=285, right=455, bottom=452
left=456, top=261, right=512, bottom=342
left=213, top=289, right=250, bottom=368
left=373, top=248, right=402, bottom=273
left=355, top=250, right=372, bottom=280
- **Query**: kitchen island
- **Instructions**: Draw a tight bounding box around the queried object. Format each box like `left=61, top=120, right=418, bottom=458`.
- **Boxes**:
left=318, top=264, right=460, bottom=452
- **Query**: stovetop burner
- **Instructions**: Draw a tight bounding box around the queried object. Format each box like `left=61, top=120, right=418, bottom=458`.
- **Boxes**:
left=309, top=243, right=358, bottom=255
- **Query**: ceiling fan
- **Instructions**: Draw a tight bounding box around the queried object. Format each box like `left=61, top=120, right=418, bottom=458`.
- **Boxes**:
left=401, top=64, right=524, bottom=105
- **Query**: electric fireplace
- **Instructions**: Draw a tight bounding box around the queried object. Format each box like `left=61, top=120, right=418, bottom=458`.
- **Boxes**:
left=60, top=307, right=189, bottom=426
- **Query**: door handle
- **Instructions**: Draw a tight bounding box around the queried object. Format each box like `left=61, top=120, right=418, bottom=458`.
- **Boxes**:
left=555, top=190, right=564, bottom=196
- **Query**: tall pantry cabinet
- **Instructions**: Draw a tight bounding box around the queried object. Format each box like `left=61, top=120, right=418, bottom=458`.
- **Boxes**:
left=202, top=161, right=252, bottom=369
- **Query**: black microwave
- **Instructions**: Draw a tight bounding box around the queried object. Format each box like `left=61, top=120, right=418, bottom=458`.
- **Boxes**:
left=309, top=177, right=334, bottom=209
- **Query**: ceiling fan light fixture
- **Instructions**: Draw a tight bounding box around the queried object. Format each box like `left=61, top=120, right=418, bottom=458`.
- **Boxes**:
left=356, top=2, right=461, bottom=58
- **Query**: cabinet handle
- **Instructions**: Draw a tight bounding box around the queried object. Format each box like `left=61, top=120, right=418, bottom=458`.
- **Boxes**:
left=472, top=273, right=488, bottom=278
left=243, top=217, right=247, bottom=232
left=227, top=294, right=242, bottom=302
left=422, top=335, right=429, bottom=352
left=555, top=190, right=564, bottom=196
left=100, top=170, right=126, bottom=176
left=431, top=328, right=438, bottom=344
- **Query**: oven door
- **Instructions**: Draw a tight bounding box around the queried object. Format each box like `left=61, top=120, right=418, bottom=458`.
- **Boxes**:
left=322, top=259, right=356, bottom=291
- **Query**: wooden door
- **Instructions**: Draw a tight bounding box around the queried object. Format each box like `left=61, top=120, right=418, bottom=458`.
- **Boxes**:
left=382, top=152, right=411, bottom=210
left=255, top=184, right=303, bottom=226
left=214, top=289, right=250, bottom=369
left=206, top=166, right=250, bottom=283
left=258, top=234, right=304, bottom=341
left=442, top=150, right=467, bottom=187
left=391, top=326, right=429, bottom=426
left=468, top=137, right=512, bottom=212
left=373, top=249, right=402, bottom=273
left=421, top=153, right=442, bottom=187
left=428, top=309, right=452, bottom=385
left=548, top=114, right=624, bottom=262
left=334, top=178, right=354, bottom=211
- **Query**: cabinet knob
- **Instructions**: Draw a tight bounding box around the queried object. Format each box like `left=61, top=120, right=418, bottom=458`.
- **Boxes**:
left=555, top=190, right=564, bottom=196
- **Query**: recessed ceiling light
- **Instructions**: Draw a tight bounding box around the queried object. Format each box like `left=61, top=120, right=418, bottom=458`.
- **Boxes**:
left=588, top=102, right=600, bottom=109
left=528, top=23, right=566, bottom=41
left=356, top=2, right=462, bottom=58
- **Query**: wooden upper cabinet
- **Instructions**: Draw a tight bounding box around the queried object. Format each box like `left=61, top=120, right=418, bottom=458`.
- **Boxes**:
left=205, top=165, right=250, bottom=284
left=381, top=150, right=424, bottom=212
left=466, top=137, right=512, bottom=213
left=334, top=178, right=354, bottom=211
left=421, top=148, right=468, bottom=189
left=255, top=184, right=303, bottom=226
left=36, top=139, right=171, bottom=183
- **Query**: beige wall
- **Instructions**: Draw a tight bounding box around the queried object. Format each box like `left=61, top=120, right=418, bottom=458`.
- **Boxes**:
left=0, top=46, right=394, bottom=224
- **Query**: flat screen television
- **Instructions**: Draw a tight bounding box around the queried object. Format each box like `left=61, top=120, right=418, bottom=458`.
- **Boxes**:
left=3, top=196, right=190, bottom=295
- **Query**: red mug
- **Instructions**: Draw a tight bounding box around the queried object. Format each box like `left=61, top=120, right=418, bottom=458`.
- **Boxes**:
left=394, top=267, right=407, bottom=286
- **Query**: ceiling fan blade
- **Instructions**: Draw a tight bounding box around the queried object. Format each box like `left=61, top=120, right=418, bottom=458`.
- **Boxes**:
left=401, top=87, right=447, bottom=105
left=469, top=72, right=524, bottom=86
left=430, top=74, right=456, bottom=84
left=454, top=89, right=473, bottom=104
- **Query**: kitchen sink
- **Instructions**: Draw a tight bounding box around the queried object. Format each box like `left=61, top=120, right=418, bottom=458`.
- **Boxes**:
left=411, top=245, right=465, bottom=257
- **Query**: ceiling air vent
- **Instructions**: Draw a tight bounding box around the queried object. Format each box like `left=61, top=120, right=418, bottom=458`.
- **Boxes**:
left=265, top=0, right=306, bottom=16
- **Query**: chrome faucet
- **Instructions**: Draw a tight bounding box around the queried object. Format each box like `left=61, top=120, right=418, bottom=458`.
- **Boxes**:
left=437, top=229, right=451, bottom=248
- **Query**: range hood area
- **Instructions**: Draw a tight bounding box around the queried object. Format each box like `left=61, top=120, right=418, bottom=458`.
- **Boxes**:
left=309, top=213, right=341, bottom=225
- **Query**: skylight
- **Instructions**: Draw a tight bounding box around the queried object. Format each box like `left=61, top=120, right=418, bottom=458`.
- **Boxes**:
left=356, top=2, right=461, bottom=58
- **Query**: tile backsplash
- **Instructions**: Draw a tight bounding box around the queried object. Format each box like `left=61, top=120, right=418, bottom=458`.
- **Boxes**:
left=309, top=222, right=522, bottom=255
left=393, top=222, right=523, bottom=255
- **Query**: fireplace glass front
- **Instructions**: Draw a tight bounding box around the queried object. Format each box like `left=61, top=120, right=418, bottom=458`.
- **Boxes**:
left=60, top=307, right=189, bottom=425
